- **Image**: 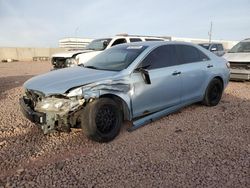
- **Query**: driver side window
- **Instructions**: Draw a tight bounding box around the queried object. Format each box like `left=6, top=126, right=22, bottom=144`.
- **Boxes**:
left=141, top=45, right=178, bottom=70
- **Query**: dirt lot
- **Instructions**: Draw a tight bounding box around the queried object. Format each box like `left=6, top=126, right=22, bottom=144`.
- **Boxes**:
left=0, top=61, right=249, bottom=187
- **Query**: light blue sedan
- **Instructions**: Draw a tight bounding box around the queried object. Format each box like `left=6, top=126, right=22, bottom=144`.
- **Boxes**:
left=20, top=41, right=230, bottom=142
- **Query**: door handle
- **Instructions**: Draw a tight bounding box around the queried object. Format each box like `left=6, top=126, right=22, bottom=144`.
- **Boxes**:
left=207, top=64, right=213, bottom=68
left=172, top=71, right=181, bottom=76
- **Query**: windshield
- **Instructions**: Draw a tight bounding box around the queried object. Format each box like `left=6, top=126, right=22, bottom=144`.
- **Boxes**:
left=229, top=41, right=250, bottom=53
left=199, top=44, right=211, bottom=50
left=85, top=38, right=112, bottom=51
left=83, top=45, right=148, bottom=71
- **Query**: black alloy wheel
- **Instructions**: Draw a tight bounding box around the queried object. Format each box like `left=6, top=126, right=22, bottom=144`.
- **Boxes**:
left=203, top=78, right=223, bottom=106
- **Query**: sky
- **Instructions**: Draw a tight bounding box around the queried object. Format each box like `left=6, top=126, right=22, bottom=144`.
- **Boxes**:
left=0, top=0, right=249, bottom=47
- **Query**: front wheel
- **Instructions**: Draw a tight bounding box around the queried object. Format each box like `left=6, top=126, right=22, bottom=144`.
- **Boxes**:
left=203, top=78, right=223, bottom=106
left=81, top=98, right=122, bottom=142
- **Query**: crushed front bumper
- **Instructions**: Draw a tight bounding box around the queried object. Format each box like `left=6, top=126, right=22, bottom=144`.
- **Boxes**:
left=19, top=97, right=71, bottom=134
left=19, top=97, right=46, bottom=124
left=230, top=69, right=250, bottom=81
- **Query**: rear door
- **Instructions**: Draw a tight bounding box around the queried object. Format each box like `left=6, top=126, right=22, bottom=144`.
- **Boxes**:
left=130, top=45, right=181, bottom=117
left=175, top=44, right=210, bottom=102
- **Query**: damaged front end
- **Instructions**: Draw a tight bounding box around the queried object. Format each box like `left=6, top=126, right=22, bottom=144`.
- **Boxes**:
left=20, top=89, right=85, bottom=134
left=19, top=79, right=131, bottom=134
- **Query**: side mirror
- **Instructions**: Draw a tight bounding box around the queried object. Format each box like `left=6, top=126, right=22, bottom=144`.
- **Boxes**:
left=135, top=67, right=151, bottom=84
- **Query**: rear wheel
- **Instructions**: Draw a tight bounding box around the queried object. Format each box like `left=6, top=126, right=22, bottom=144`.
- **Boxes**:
left=203, top=78, right=223, bottom=106
left=81, top=98, right=122, bottom=142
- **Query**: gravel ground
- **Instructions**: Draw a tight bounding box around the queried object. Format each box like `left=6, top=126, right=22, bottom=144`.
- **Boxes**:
left=0, top=61, right=249, bottom=187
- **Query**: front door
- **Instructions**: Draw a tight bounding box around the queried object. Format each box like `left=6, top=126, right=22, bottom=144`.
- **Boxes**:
left=130, top=45, right=182, bottom=118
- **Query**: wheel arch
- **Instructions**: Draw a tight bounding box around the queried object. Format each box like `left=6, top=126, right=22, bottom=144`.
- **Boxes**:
left=202, top=75, right=224, bottom=106
left=99, top=93, right=132, bottom=121
left=213, top=75, right=224, bottom=89
left=203, top=75, right=224, bottom=99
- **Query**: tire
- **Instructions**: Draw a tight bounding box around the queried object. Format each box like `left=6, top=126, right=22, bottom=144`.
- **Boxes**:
left=81, top=98, right=122, bottom=142
left=203, top=78, right=223, bottom=106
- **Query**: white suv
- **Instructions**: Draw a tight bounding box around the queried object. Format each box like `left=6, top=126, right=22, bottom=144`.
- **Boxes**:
left=51, top=34, right=170, bottom=69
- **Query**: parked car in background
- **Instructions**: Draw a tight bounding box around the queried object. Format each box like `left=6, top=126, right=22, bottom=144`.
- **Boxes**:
left=223, top=38, right=250, bottom=81
left=20, top=41, right=230, bottom=142
left=75, top=34, right=170, bottom=66
left=51, top=34, right=170, bottom=69
left=199, top=43, right=225, bottom=57
left=51, top=49, right=92, bottom=69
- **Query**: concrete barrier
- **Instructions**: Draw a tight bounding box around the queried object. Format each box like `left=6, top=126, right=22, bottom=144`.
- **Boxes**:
left=0, top=48, right=66, bottom=61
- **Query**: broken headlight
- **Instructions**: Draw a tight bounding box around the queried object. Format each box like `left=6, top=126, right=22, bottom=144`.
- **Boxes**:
left=35, top=97, right=84, bottom=113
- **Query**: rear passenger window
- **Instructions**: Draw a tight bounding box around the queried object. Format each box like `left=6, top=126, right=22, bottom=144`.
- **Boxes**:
left=130, top=38, right=142, bottom=42
left=141, top=45, right=178, bottom=69
left=111, top=38, right=127, bottom=46
left=176, top=45, right=209, bottom=64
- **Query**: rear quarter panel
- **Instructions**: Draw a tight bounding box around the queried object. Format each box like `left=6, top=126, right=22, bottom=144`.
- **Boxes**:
left=206, top=54, right=230, bottom=90
left=197, top=46, right=230, bottom=92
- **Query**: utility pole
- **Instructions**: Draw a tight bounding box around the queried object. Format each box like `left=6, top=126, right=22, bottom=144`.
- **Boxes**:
left=208, top=22, right=213, bottom=43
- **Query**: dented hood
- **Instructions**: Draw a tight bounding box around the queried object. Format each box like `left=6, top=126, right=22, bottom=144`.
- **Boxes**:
left=24, top=67, right=118, bottom=95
